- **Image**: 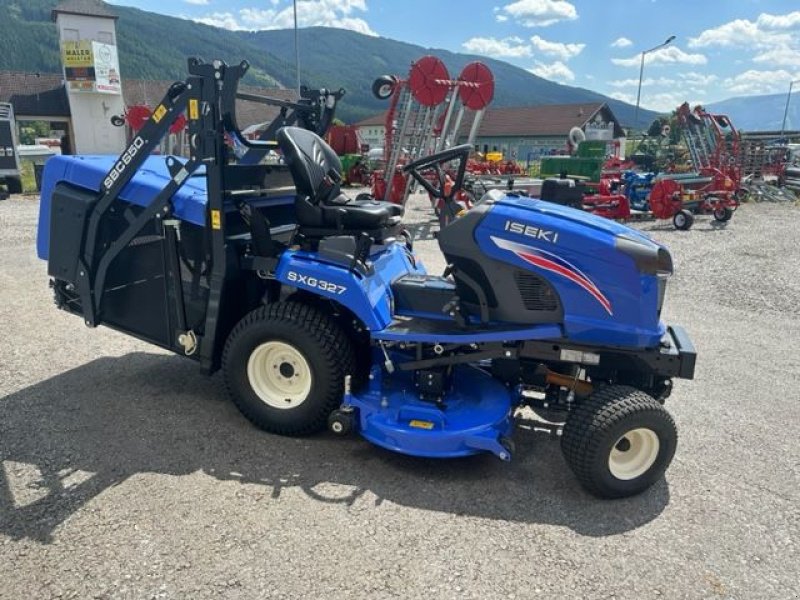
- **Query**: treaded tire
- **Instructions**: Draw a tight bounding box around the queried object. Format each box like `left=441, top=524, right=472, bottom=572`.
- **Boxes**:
left=561, top=385, right=678, bottom=499
left=372, top=75, right=397, bottom=100
left=222, top=301, right=355, bottom=436
left=713, top=206, right=733, bottom=222
left=672, top=209, right=694, bottom=231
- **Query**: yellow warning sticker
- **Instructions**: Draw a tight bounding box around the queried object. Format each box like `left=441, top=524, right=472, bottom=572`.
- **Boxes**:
left=189, top=99, right=199, bottom=120
left=152, top=104, right=167, bottom=124
left=409, top=420, right=434, bottom=430
left=210, top=210, right=221, bottom=230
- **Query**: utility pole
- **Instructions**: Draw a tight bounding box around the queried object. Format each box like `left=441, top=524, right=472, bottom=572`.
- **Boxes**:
left=634, top=35, right=676, bottom=132
left=780, top=79, right=800, bottom=144
left=293, top=0, right=300, bottom=96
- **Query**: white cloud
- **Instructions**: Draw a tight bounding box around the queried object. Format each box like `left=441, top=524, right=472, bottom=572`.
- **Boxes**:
left=612, top=46, right=707, bottom=67
left=689, top=12, right=800, bottom=94
left=610, top=90, right=707, bottom=113
left=609, top=72, right=716, bottom=88
left=184, top=0, right=209, bottom=5
left=194, top=12, right=243, bottom=29
left=688, top=11, right=799, bottom=48
left=496, top=0, right=578, bottom=27
left=528, top=60, right=575, bottom=82
left=689, top=18, right=762, bottom=48
left=753, top=46, right=800, bottom=68
left=755, top=11, right=800, bottom=30
left=610, top=77, right=674, bottom=88
left=723, top=69, right=800, bottom=95
left=462, top=36, right=532, bottom=58
left=194, top=0, right=377, bottom=35
left=609, top=91, right=635, bottom=105
left=530, top=35, right=584, bottom=61
left=610, top=37, right=633, bottom=48
left=680, top=71, right=717, bottom=86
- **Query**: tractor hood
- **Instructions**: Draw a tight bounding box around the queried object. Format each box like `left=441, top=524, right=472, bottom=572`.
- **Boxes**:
left=494, top=194, right=672, bottom=273
left=497, top=194, right=650, bottom=241
left=486, top=192, right=673, bottom=276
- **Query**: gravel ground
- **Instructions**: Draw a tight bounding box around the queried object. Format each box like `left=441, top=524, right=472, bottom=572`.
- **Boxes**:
left=1, top=193, right=799, bottom=599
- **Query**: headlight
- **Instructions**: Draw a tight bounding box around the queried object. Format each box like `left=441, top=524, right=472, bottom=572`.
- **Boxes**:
left=615, top=234, right=673, bottom=275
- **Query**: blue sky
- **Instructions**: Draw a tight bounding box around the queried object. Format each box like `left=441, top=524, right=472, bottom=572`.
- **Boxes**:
left=108, top=0, right=800, bottom=110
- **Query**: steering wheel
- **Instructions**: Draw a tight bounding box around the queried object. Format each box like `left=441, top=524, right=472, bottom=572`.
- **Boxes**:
left=402, top=144, right=472, bottom=224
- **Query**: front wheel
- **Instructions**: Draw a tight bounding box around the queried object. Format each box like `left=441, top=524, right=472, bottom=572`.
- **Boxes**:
left=713, top=206, right=733, bottom=222
left=672, top=209, right=694, bottom=230
left=222, top=302, right=354, bottom=436
left=561, top=385, right=678, bottom=499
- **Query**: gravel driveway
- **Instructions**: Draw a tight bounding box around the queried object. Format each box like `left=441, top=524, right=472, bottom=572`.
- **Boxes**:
left=1, top=194, right=798, bottom=599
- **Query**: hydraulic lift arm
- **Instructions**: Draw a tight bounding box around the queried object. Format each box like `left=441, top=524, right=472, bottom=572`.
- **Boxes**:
left=235, top=85, right=345, bottom=165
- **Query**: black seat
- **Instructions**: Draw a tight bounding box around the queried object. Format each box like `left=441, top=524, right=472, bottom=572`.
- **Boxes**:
left=276, top=126, right=402, bottom=235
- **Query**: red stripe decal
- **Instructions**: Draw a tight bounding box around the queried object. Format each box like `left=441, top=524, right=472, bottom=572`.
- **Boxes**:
left=517, top=251, right=613, bottom=315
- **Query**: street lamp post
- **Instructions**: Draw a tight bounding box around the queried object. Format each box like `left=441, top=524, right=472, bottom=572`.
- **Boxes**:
left=779, top=79, right=800, bottom=144
left=634, top=35, right=676, bottom=132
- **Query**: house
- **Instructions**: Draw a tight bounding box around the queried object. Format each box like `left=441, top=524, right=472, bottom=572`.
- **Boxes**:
left=458, top=102, right=626, bottom=162
left=353, top=113, right=386, bottom=150
left=353, top=102, right=626, bottom=162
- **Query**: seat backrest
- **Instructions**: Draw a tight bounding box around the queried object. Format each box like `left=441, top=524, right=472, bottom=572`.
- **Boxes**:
left=276, top=126, right=343, bottom=204
left=540, top=178, right=582, bottom=209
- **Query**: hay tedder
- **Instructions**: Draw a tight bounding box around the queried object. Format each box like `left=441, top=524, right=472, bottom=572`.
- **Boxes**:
left=369, top=56, right=495, bottom=209
left=648, top=103, right=741, bottom=230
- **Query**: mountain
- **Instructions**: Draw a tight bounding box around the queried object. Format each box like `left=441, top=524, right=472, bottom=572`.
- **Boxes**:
left=706, top=93, right=800, bottom=132
left=240, top=27, right=658, bottom=125
left=0, top=0, right=658, bottom=125
left=0, top=0, right=289, bottom=87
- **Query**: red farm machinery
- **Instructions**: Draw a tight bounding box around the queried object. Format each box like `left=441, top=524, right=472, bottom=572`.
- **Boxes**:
left=369, top=56, right=495, bottom=214
left=325, top=124, right=371, bottom=186
left=648, top=103, right=742, bottom=230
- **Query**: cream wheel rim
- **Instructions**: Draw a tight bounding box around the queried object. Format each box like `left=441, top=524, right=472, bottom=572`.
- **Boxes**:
left=608, top=428, right=660, bottom=480
left=247, top=341, right=312, bottom=409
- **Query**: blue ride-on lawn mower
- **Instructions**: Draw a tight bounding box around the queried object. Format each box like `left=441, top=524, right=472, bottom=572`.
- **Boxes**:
left=37, top=59, right=696, bottom=499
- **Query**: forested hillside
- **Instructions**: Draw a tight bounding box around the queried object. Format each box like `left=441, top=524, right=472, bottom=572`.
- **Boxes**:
left=0, top=0, right=657, bottom=124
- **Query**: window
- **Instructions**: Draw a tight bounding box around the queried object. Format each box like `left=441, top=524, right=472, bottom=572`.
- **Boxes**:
left=62, top=28, right=79, bottom=41
left=97, top=31, right=114, bottom=44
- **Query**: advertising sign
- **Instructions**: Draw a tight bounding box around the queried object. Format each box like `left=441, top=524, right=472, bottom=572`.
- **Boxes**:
left=61, top=40, right=121, bottom=95
left=63, top=40, right=95, bottom=88
left=585, top=119, right=615, bottom=141
left=92, top=42, right=121, bottom=95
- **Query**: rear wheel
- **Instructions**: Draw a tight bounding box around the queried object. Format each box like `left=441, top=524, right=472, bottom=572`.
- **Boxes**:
left=561, top=385, right=678, bottom=499
left=713, top=206, right=733, bottom=222
left=672, top=209, right=694, bottom=230
left=222, top=301, right=354, bottom=436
